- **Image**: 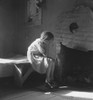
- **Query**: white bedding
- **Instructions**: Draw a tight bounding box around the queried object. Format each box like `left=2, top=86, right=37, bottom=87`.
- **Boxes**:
left=0, top=56, right=29, bottom=64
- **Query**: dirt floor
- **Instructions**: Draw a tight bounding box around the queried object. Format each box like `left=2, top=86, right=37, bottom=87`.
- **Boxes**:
left=0, top=72, right=93, bottom=100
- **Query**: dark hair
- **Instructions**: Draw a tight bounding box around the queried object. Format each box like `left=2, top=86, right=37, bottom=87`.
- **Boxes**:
left=69, top=22, right=79, bottom=33
left=40, top=31, right=54, bottom=41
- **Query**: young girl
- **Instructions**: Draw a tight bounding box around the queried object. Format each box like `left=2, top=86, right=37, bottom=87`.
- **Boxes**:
left=27, top=31, right=57, bottom=88
left=14, top=31, right=57, bottom=88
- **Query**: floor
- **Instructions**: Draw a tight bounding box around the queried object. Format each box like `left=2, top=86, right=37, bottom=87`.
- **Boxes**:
left=0, top=72, right=93, bottom=100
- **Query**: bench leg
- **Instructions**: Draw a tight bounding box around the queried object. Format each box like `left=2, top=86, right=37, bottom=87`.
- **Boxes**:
left=14, top=64, right=33, bottom=87
left=22, top=67, right=33, bottom=83
left=14, top=64, right=23, bottom=87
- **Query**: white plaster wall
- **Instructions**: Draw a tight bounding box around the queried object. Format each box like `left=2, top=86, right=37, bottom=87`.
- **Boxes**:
left=0, top=0, right=17, bottom=77
left=44, top=0, right=75, bottom=31
left=55, top=6, right=93, bottom=51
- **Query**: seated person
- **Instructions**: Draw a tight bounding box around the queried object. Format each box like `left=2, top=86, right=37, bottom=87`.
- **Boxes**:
left=15, top=31, right=58, bottom=88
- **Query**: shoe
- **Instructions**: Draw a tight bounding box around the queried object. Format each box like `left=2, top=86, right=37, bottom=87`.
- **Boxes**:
left=45, top=80, right=58, bottom=89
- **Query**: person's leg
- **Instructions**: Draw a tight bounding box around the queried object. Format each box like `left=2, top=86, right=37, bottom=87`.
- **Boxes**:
left=45, top=58, right=58, bottom=88
left=46, top=59, right=55, bottom=82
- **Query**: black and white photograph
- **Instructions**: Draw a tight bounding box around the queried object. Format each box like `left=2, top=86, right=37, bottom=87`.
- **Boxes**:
left=0, top=0, right=93, bottom=100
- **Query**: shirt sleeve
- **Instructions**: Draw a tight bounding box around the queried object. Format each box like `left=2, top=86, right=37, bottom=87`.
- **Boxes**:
left=37, top=41, right=47, bottom=56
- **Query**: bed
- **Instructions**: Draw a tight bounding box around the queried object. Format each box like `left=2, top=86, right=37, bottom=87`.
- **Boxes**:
left=0, top=55, right=30, bottom=77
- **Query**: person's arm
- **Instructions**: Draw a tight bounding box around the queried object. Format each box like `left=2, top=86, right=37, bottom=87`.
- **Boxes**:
left=37, top=42, right=47, bottom=56
left=37, top=41, right=56, bottom=61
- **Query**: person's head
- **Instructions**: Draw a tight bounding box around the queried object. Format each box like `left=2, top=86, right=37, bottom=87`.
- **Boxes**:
left=69, top=22, right=79, bottom=33
left=40, top=31, right=54, bottom=42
